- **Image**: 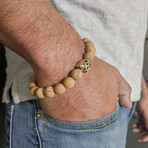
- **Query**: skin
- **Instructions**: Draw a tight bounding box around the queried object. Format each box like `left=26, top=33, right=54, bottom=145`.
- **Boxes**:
left=132, top=76, right=148, bottom=142
left=0, top=0, right=132, bottom=122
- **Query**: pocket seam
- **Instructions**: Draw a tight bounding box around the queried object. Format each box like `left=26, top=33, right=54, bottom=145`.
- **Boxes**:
left=88, top=112, right=119, bottom=129
left=45, top=109, right=118, bottom=126
left=40, top=107, right=119, bottom=130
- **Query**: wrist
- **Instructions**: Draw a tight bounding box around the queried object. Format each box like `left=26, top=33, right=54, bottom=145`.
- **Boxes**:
left=32, top=31, right=85, bottom=87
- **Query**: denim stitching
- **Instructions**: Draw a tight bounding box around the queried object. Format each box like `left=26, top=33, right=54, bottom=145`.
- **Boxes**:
left=33, top=101, right=43, bottom=148
left=89, top=112, right=119, bottom=129
left=9, top=105, right=15, bottom=148
left=40, top=111, right=119, bottom=130
left=50, top=110, right=118, bottom=126
left=41, top=109, right=119, bottom=128
left=45, top=109, right=118, bottom=126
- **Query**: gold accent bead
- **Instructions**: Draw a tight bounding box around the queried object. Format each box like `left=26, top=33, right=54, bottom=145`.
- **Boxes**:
left=63, top=77, right=75, bottom=88
left=76, top=59, right=85, bottom=67
left=29, top=75, right=36, bottom=82
left=54, top=83, right=66, bottom=95
left=84, top=52, right=95, bottom=62
left=34, top=87, right=45, bottom=99
left=28, top=82, right=36, bottom=88
left=85, top=41, right=94, bottom=46
left=44, top=86, right=55, bottom=98
left=30, top=86, right=39, bottom=95
left=76, top=59, right=91, bottom=73
left=71, top=69, right=83, bottom=80
left=85, top=45, right=96, bottom=54
left=82, top=38, right=90, bottom=43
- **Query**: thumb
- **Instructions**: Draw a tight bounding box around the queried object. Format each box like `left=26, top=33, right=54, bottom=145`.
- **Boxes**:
left=118, top=73, right=132, bottom=108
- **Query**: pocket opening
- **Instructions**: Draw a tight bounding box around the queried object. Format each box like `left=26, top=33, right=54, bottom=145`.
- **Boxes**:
left=39, top=104, right=119, bottom=130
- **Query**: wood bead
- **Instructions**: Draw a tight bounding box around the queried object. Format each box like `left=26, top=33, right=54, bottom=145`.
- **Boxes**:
left=84, top=52, right=95, bottom=62
left=29, top=38, right=96, bottom=99
left=28, top=82, right=36, bottom=88
left=63, top=77, right=75, bottom=88
left=82, top=38, right=89, bottom=43
left=85, top=41, right=94, bottom=46
left=35, top=87, right=45, bottom=99
left=54, top=83, right=66, bottom=95
left=71, top=69, right=83, bottom=80
left=85, top=45, right=96, bottom=53
left=30, top=86, right=39, bottom=95
left=29, top=76, right=36, bottom=82
left=44, top=86, right=55, bottom=98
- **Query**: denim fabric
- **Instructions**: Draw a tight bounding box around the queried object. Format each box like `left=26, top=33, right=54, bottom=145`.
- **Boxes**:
left=4, top=96, right=137, bottom=148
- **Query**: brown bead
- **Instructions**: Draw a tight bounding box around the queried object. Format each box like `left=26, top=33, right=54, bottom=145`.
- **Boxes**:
left=30, top=86, right=39, bottom=95
left=28, top=82, right=36, bottom=88
left=63, top=77, right=75, bottom=88
left=84, top=52, right=95, bottom=62
left=54, top=83, right=66, bottom=95
left=35, top=87, right=45, bottom=99
left=82, top=38, right=89, bottom=43
left=71, top=69, right=83, bottom=80
left=85, top=45, right=96, bottom=53
left=85, top=41, right=94, bottom=46
left=29, top=76, right=36, bottom=82
left=44, top=86, right=55, bottom=98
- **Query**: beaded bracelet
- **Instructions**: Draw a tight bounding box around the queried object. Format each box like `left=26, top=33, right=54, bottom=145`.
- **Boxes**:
left=29, top=38, right=96, bottom=99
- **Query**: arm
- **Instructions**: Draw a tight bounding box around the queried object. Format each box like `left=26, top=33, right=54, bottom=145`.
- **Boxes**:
left=0, top=0, right=132, bottom=121
left=0, top=0, right=85, bottom=84
left=132, top=76, right=148, bottom=142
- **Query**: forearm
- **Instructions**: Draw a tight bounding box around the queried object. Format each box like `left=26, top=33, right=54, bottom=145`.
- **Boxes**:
left=0, top=0, right=84, bottom=85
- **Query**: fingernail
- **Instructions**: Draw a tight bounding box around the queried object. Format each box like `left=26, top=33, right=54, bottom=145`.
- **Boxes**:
left=137, top=139, right=142, bottom=142
left=143, top=139, right=148, bottom=142
left=132, top=129, right=137, bottom=133
left=132, top=124, right=137, bottom=128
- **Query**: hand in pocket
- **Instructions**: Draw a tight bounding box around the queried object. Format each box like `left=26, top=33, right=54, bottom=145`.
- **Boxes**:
left=39, top=57, right=132, bottom=122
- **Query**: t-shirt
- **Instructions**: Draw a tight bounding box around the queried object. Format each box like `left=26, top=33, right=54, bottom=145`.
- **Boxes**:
left=2, top=0, right=148, bottom=103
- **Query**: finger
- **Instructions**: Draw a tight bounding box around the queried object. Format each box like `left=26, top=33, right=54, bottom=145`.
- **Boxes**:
left=132, top=119, right=144, bottom=128
left=132, top=123, right=144, bottom=130
left=137, top=133, right=148, bottom=142
left=143, top=111, right=148, bottom=130
left=132, top=127, right=145, bottom=133
left=142, top=134, right=148, bottom=142
left=132, top=123, right=142, bottom=128
left=118, top=73, right=132, bottom=108
left=132, top=124, right=138, bottom=128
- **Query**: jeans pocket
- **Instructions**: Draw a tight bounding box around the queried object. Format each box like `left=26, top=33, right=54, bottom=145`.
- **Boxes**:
left=37, top=102, right=119, bottom=131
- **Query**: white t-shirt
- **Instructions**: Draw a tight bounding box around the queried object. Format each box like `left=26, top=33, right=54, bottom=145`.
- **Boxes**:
left=2, top=0, right=148, bottom=103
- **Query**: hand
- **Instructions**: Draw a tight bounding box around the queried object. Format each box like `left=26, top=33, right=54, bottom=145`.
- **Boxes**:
left=132, top=77, right=148, bottom=142
left=132, top=91, right=148, bottom=142
left=38, top=57, right=132, bottom=122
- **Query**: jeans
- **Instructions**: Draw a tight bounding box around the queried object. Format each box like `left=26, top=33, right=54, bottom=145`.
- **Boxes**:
left=4, top=95, right=137, bottom=148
